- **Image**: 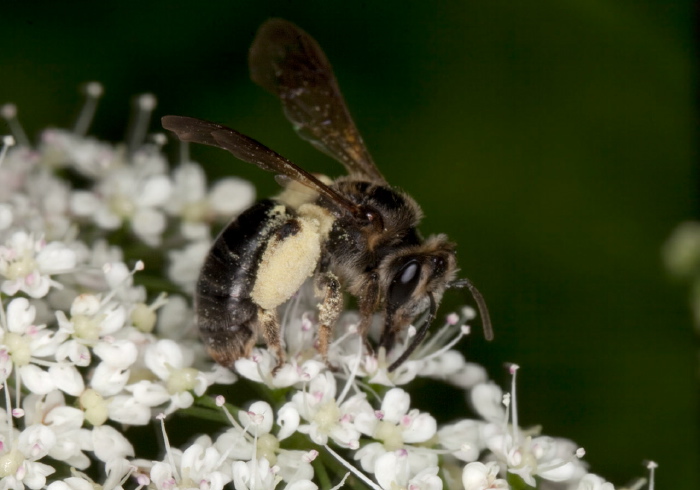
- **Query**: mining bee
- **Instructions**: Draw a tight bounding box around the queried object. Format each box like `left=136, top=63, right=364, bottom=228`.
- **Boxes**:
left=162, top=18, right=493, bottom=373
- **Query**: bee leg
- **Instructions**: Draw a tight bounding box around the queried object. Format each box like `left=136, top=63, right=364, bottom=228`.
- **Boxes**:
left=357, top=272, right=380, bottom=356
left=258, top=307, right=286, bottom=374
left=315, top=272, right=342, bottom=366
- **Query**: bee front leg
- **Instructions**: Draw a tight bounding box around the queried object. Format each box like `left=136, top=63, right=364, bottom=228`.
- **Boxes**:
left=258, top=307, right=286, bottom=374
left=315, top=272, right=342, bottom=365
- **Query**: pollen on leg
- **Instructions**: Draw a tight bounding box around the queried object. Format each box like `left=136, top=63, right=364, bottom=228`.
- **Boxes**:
left=251, top=217, right=321, bottom=310
left=258, top=308, right=285, bottom=373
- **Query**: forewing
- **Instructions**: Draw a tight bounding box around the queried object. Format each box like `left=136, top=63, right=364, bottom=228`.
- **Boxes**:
left=249, top=18, right=386, bottom=183
left=161, top=115, right=363, bottom=218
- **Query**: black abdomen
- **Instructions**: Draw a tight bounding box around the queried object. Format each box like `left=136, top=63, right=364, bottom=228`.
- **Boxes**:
left=195, top=199, right=279, bottom=366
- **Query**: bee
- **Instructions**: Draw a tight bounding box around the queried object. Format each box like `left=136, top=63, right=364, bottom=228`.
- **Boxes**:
left=162, top=18, right=492, bottom=373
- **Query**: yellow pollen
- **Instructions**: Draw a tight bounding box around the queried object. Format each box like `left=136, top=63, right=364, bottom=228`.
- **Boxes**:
left=80, top=389, right=109, bottom=426
left=374, top=420, right=404, bottom=451
left=4, top=332, right=31, bottom=366
left=313, top=401, right=341, bottom=434
left=108, top=194, right=135, bottom=218
left=72, top=314, right=101, bottom=340
left=131, top=303, right=156, bottom=333
left=5, top=255, right=36, bottom=280
left=167, top=367, right=199, bottom=394
left=181, top=200, right=210, bottom=222
left=256, top=433, right=280, bottom=465
left=0, top=448, right=23, bottom=477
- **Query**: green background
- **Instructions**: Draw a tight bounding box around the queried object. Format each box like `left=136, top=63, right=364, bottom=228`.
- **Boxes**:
left=3, top=1, right=696, bottom=487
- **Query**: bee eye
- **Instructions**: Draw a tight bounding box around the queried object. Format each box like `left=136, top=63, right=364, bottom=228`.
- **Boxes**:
left=388, top=260, right=421, bottom=307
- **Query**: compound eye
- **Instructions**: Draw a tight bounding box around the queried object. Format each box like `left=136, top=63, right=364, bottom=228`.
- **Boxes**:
left=388, top=260, right=421, bottom=307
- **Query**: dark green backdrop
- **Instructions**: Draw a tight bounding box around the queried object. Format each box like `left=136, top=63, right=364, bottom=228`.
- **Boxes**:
left=3, top=1, right=696, bottom=487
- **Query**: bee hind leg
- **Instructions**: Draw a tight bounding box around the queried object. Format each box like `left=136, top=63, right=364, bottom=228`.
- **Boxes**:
left=315, top=272, right=342, bottom=366
left=258, top=307, right=286, bottom=374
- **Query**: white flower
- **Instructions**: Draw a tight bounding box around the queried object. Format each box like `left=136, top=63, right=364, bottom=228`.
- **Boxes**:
left=576, top=473, right=615, bottom=490
left=45, top=458, right=134, bottom=490
left=208, top=177, right=256, bottom=218
left=179, top=436, right=232, bottom=490
left=142, top=339, right=232, bottom=414
left=211, top=399, right=311, bottom=486
left=142, top=433, right=235, bottom=490
left=71, top=162, right=172, bottom=246
left=354, top=388, right=437, bottom=475
left=0, top=145, right=40, bottom=202
left=39, top=129, right=118, bottom=177
left=156, top=294, right=196, bottom=340
left=461, top=462, right=508, bottom=490
left=232, top=457, right=279, bottom=490
left=470, top=383, right=506, bottom=424
left=0, top=449, right=56, bottom=490
left=17, top=425, right=56, bottom=460
left=483, top=423, right=584, bottom=486
left=22, top=391, right=90, bottom=469
left=89, top=339, right=138, bottom=397
left=0, top=90, right=629, bottom=490
left=215, top=428, right=255, bottom=462
left=235, top=347, right=326, bottom=389
left=286, top=371, right=372, bottom=448
left=148, top=461, right=178, bottom=490
left=56, top=293, right=127, bottom=344
left=374, top=450, right=442, bottom=490
left=355, top=310, right=477, bottom=387
left=471, top=377, right=586, bottom=487
left=234, top=400, right=312, bottom=483
left=164, top=162, right=255, bottom=240
left=107, top=394, right=153, bottom=426
left=1, top=298, right=79, bottom=397
left=166, top=239, right=210, bottom=292
left=0, top=232, right=76, bottom=298
left=275, top=451, right=316, bottom=487
left=438, top=419, right=487, bottom=463
left=102, top=261, right=147, bottom=306
left=88, top=425, right=135, bottom=463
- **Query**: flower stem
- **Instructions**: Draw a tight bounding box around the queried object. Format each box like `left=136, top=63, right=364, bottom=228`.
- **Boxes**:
left=177, top=405, right=230, bottom=424
left=312, top=457, right=333, bottom=490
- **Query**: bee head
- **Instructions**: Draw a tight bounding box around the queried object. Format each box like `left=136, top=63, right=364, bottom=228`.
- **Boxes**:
left=379, top=235, right=457, bottom=354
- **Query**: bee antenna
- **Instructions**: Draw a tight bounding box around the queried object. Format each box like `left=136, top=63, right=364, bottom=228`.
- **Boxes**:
left=388, top=293, right=437, bottom=372
left=449, top=278, right=494, bottom=341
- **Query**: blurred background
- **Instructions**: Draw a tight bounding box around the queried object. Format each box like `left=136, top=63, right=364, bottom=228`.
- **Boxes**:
left=2, top=1, right=696, bottom=487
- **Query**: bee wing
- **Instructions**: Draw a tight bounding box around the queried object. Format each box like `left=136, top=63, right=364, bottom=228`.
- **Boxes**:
left=249, top=18, right=386, bottom=183
left=162, top=115, right=365, bottom=219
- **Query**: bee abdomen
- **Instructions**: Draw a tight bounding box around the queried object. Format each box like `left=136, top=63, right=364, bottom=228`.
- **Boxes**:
left=195, top=199, right=281, bottom=367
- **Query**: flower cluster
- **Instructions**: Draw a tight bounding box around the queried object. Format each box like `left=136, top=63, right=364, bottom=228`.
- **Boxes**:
left=0, top=91, right=653, bottom=490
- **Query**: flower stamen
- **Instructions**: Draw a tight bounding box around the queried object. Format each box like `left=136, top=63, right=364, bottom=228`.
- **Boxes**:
left=0, top=135, right=15, bottom=168
left=157, top=413, right=180, bottom=482
left=0, top=104, right=30, bottom=148
left=73, top=82, right=104, bottom=136
left=324, top=444, right=382, bottom=490
left=127, top=93, right=157, bottom=155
